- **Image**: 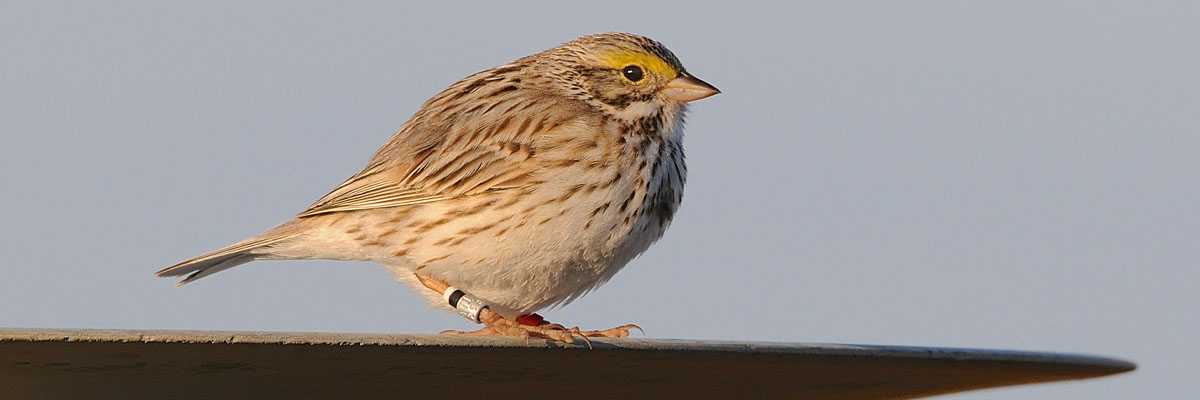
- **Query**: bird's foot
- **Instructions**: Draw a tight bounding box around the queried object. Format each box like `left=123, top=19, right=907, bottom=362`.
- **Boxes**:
left=441, top=310, right=642, bottom=347
left=414, top=274, right=642, bottom=346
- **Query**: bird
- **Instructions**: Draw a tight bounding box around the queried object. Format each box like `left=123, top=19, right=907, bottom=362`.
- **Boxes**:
left=157, top=32, right=719, bottom=343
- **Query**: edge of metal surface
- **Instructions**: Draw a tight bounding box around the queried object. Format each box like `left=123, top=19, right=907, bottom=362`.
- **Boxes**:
left=0, top=328, right=1135, bottom=399
left=0, top=328, right=1137, bottom=369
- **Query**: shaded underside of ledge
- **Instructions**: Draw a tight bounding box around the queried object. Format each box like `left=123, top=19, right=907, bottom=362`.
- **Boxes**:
left=0, top=329, right=1134, bottom=400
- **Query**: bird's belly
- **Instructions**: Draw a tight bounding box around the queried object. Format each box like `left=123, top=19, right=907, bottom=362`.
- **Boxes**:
left=374, top=182, right=665, bottom=316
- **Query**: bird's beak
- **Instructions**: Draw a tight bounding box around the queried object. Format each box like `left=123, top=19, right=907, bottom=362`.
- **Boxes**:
left=662, top=73, right=720, bottom=103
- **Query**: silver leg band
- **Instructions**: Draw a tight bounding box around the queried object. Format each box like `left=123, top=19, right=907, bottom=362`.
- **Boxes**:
left=443, top=286, right=488, bottom=323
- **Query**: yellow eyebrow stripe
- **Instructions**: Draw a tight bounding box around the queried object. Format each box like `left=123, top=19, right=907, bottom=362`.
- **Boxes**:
left=596, top=49, right=678, bottom=78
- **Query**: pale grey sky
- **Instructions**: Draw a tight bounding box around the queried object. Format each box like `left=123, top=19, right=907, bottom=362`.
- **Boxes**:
left=2, top=1, right=1196, bottom=398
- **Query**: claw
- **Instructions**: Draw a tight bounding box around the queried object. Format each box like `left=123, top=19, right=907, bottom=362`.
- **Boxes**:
left=417, top=273, right=640, bottom=347
left=440, top=308, right=640, bottom=347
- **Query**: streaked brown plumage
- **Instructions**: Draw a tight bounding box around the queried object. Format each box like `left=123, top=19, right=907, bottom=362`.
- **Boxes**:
left=157, top=32, right=719, bottom=342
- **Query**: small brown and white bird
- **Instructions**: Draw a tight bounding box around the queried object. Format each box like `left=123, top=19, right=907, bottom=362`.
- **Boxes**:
left=157, top=32, right=719, bottom=343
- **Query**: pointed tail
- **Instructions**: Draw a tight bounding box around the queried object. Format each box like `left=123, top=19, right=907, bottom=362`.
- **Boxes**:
left=156, top=234, right=296, bottom=285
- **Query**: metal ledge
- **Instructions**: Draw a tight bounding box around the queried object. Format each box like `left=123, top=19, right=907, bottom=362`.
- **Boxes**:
left=0, top=329, right=1134, bottom=399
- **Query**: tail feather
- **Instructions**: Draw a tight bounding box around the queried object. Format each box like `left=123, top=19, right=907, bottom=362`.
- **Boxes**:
left=156, top=235, right=295, bottom=285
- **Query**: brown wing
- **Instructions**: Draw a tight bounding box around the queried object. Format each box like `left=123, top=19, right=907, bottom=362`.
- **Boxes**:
left=298, top=72, right=582, bottom=218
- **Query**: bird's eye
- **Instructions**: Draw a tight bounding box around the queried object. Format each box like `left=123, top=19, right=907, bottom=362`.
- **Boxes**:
left=621, top=65, right=644, bottom=82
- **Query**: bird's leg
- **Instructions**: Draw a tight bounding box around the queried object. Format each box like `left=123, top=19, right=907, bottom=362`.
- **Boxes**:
left=414, top=274, right=642, bottom=345
left=414, top=273, right=451, bottom=295
left=413, top=273, right=574, bottom=342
